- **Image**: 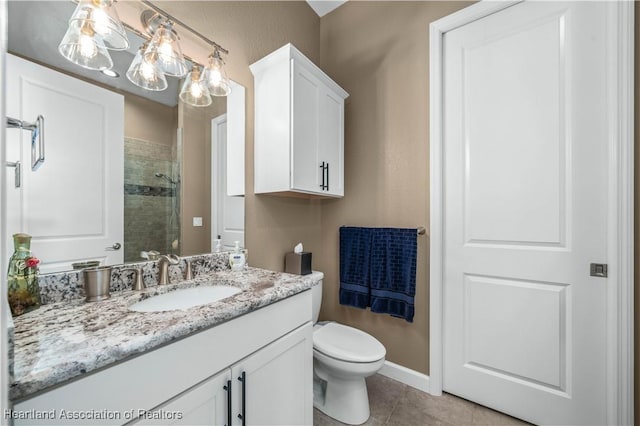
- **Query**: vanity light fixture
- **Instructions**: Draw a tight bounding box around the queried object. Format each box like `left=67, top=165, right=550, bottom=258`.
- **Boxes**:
left=68, top=0, right=129, bottom=50
left=205, top=47, right=231, bottom=97
left=126, top=42, right=168, bottom=91
left=135, top=4, right=230, bottom=103
left=58, top=17, right=113, bottom=71
left=58, top=0, right=129, bottom=70
left=143, top=20, right=188, bottom=78
left=179, top=64, right=212, bottom=107
left=60, top=0, right=231, bottom=103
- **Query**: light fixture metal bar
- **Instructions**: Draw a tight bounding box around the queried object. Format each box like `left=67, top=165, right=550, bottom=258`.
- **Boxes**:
left=121, top=21, right=203, bottom=69
left=69, top=0, right=229, bottom=58
left=140, top=0, right=229, bottom=55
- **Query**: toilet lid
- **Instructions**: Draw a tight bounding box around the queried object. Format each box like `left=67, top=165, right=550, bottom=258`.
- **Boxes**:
left=313, top=323, right=386, bottom=363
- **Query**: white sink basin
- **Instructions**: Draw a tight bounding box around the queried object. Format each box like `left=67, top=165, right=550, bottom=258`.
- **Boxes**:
left=129, top=286, right=242, bottom=312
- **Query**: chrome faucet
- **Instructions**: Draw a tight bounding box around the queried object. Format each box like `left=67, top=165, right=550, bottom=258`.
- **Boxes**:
left=158, top=254, right=180, bottom=285
left=184, top=259, right=193, bottom=280
left=122, top=267, right=145, bottom=291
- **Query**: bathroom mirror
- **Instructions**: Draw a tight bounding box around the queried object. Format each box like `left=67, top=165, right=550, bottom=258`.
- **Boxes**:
left=5, top=1, right=245, bottom=273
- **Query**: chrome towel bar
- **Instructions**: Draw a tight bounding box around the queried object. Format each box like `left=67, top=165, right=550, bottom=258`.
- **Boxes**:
left=341, top=226, right=426, bottom=236
left=6, top=115, right=45, bottom=171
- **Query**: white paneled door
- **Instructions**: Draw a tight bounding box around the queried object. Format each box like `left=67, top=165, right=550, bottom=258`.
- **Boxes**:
left=5, top=54, right=124, bottom=273
left=212, top=115, right=244, bottom=250
left=440, top=2, right=627, bottom=425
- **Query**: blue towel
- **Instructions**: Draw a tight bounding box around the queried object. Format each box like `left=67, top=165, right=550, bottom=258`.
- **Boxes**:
left=369, top=228, right=417, bottom=322
left=339, top=227, right=417, bottom=322
left=339, top=227, right=373, bottom=309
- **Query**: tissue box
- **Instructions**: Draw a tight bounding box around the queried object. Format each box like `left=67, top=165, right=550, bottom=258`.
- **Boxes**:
left=285, top=252, right=312, bottom=275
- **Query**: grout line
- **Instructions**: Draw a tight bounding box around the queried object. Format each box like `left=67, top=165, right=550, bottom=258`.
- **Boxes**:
left=382, top=382, right=408, bottom=425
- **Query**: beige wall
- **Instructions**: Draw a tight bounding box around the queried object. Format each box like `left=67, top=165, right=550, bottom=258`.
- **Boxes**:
left=124, top=93, right=177, bottom=146
left=149, top=1, right=323, bottom=270
left=317, top=1, right=471, bottom=374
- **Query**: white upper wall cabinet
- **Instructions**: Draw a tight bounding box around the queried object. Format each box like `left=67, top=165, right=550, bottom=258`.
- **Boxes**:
left=251, top=44, right=349, bottom=198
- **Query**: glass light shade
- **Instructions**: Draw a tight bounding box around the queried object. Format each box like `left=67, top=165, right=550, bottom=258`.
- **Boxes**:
left=180, top=65, right=212, bottom=107
left=144, top=22, right=188, bottom=77
left=68, top=0, right=129, bottom=50
left=58, top=20, right=113, bottom=71
left=126, top=45, right=167, bottom=91
left=205, top=52, right=231, bottom=96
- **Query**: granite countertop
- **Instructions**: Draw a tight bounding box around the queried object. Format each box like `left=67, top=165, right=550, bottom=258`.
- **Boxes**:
left=10, top=267, right=323, bottom=401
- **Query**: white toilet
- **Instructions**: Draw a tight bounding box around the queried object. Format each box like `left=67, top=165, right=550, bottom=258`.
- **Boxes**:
left=312, top=280, right=386, bottom=425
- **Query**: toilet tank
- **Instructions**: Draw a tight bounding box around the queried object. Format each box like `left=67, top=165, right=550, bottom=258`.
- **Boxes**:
left=311, top=280, right=323, bottom=324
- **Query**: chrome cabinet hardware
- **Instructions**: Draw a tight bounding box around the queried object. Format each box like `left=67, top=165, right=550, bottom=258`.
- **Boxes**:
left=105, top=242, right=122, bottom=251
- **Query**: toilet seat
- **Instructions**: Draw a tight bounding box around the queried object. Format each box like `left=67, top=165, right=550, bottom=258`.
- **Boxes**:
left=313, top=322, right=386, bottom=363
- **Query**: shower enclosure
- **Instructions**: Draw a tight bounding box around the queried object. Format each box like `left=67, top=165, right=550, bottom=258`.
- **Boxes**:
left=123, top=137, right=181, bottom=262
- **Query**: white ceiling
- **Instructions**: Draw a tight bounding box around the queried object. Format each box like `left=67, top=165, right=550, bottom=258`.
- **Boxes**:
left=306, top=0, right=347, bottom=17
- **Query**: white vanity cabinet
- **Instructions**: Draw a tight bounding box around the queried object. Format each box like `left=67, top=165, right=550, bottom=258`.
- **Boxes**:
left=12, top=291, right=313, bottom=426
left=133, top=370, right=231, bottom=426
left=133, top=323, right=312, bottom=426
left=231, top=322, right=311, bottom=425
left=251, top=43, right=348, bottom=198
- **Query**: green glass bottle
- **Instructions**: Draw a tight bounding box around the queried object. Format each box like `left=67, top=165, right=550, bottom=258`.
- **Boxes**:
left=7, top=233, right=41, bottom=316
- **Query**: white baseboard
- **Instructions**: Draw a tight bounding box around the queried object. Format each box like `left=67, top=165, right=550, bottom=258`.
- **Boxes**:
left=378, top=361, right=430, bottom=393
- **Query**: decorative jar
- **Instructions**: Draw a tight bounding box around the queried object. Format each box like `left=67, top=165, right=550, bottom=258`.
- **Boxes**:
left=7, top=233, right=41, bottom=316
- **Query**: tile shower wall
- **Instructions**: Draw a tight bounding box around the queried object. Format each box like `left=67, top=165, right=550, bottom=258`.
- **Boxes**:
left=124, top=137, right=180, bottom=262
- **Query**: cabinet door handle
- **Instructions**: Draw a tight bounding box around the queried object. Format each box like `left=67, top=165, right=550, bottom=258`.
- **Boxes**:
left=319, top=162, right=330, bottom=191
left=237, top=372, right=246, bottom=426
left=326, top=162, right=329, bottom=191
left=223, top=380, right=232, bottom=426
left=319, top=162, right=326, bottom=190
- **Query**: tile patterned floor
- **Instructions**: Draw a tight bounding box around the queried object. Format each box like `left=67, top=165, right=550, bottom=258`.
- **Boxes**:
left=313, top=374, right=530, bottom=426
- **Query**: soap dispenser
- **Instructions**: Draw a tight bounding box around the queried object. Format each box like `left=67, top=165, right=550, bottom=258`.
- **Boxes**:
left=229, top=241, right=246, bottom=271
